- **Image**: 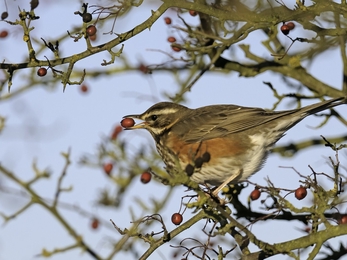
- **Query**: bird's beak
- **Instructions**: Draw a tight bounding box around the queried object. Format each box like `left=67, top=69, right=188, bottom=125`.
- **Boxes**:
left=122, top=114, right=147, bottom=130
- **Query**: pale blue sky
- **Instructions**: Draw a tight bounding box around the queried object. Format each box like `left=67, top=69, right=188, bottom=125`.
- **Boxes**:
left=0, top=1, right=346, bottom=260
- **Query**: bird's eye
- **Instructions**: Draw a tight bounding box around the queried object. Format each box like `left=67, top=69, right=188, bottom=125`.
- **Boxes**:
left=150, top=115, right=158, bottom=121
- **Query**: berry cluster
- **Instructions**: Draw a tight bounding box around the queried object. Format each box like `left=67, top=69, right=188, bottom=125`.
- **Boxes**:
left=249, top=185, right=308, bottom=202
left=280, top=22, right=295, bottom=35
left=163, top=9, right=198, bottom=53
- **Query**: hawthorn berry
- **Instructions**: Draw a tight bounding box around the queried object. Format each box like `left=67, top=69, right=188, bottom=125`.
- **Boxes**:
left=286, top=22, right=295, bottom=30
left=37, top=68, right=47, bottom=77
left=303, top=226, right=311, bottom=233
left=0, top=30, right=8, bottom=38
left=171, top=213, right=183, bottom=225
left=140, top=171, right=152, bottom=184
left=86, top=25, right=97, bottom=37
left=167, top=36, right=176, bottom=43
left=89, top=34, right=97, bottom=41
left=80, top=84, right=88, bottom=93
left=164, top=17, right=172, bottom=25
left=103, top=163, right=113, bottom=175
left=1, top=11, right=8, bottom=20
left=189, top=10, right=198, bottom=16
left=82, top=13, right=92, bottom=23
left=121, top=118, right=135, bottom=128
left=111, top=125, right=123, bottom=140
left=172, top=46, right=181, bottom=52
left=280, top=24, right=290, bottom=35
left=139, top=64, right=150, bottom=74
left=250, top=188, right=261, bottom=201
left=91, top=218, right=99, bottom=229
left=295, top=186, right=307, bottom=200
left=340, top=215, right=347, bottom=224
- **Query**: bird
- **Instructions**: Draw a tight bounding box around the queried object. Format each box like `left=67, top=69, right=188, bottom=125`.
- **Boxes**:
left=123, top=97, right=346, bottom=195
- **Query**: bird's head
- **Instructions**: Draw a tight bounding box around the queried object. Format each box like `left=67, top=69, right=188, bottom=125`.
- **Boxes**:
left=123, top=102, right=189, bottom=137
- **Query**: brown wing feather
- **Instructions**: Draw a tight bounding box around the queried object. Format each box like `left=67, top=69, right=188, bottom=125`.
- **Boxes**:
left=171, top=105, right=297, bottom=143
left=172, top=97, right=346, bottom=143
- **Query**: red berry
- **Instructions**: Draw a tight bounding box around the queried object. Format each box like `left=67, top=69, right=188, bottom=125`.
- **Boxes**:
left=91, top=218, right=99, bottom=229
left=303, top=227, right=311, bottom=233
left=89, top=34, right=97, bottom=41
left=172, top=46, right=181, bottom=52
left=0, top=30, right=9, bottom=38
left=103, top=163, right=113, bottom=175
left=340, top=215, right=347, bottom=224
left=37, top=68, right=47, bottom=77
left=139, top=64, right=150, bottom=74
left=171, top=213, right=183, bottom=225
left=167, top=36, right=176, bottom=43
left=286, top=22, right=295, bottom=30
left=140, top=171, right=152, bottom=184
left=295, top=186, right=307, bottom=200
left=82, top=13, right=92, bottom=23
left=189, top=10, right=198, bottom=16
left=80, top=84, right=88, bottom=93
left=280, top=24, right=290, bottom=35
left=250, top=188, right=261, bottom=201
left=121, top=118, right=135, bottom=128
left=111, top=125, right=123, bottom=140
left=164, top=17, right=172, bottom=25
left=86, top=25, right=97, bottom=37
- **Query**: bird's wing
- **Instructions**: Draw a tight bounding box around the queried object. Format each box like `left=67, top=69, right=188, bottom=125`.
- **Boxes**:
left=172, top=105, right=297, bottom=143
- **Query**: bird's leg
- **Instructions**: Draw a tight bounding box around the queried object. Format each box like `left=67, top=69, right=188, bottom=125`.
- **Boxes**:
left=212, top=169, right=242, bottom=197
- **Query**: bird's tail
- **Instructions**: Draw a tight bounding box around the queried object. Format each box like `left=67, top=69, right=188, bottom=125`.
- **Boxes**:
left=299, top=96, right=346, bottom=116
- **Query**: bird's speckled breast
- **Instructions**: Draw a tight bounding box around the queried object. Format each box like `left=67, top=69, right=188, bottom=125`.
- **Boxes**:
left=154, top=129, right=269, bottom=185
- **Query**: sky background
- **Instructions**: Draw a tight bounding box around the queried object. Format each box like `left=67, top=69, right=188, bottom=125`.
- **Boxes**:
left=0, top=1, right=347, bottom=259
